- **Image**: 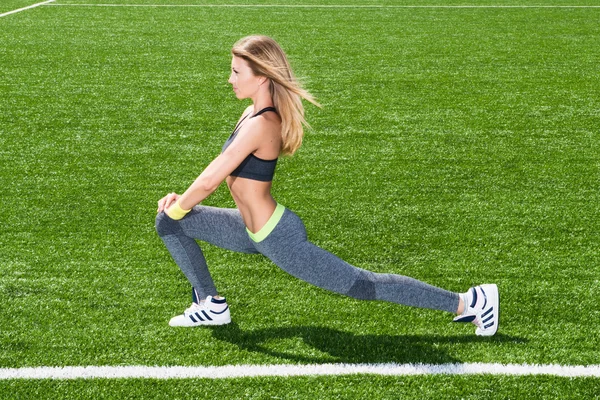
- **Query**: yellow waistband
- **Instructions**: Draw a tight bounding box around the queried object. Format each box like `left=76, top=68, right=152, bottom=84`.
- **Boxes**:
left=246, top=203, right=285, bottom=243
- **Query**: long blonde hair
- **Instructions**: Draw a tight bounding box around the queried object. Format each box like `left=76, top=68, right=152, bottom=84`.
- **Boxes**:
left=231, top=35, right=319, bottom=155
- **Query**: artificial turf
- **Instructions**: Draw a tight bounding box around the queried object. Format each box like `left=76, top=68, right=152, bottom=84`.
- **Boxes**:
left=1, top=0, right=599, bottom=397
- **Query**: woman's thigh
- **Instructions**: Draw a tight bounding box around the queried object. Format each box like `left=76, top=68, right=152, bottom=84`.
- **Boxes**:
left=161, top=206, right=258, bottom=254
left=251, top=209, right=360, bottom=294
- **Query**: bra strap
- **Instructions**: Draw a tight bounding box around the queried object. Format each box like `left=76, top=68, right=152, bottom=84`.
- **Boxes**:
left=251, top=106, right=277, bottom=118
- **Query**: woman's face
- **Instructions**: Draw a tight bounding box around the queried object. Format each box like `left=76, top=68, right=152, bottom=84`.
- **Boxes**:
left=228, top=56, right=262, bottom=100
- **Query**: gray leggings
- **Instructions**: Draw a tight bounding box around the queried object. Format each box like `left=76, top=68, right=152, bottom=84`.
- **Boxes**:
left=155, top=205, right=459, bottom=313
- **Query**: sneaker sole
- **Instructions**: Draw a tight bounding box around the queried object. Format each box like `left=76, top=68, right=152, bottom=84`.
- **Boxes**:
left=169, top=318, right=231, bottom=327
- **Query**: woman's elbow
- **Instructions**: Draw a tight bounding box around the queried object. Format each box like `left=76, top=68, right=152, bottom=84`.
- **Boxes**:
left=195, top=175, right=221, bottom=194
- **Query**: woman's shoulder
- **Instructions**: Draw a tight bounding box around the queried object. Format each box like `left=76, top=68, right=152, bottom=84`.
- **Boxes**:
left=249, top=110, right=280, bottom=134
left=236, top=105, right=281, bottom=141
left=243, top=110, right=282, bottom=156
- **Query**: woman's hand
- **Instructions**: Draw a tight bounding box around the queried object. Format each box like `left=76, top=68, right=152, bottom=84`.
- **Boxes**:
left=157, top=192, right=180, bottom=213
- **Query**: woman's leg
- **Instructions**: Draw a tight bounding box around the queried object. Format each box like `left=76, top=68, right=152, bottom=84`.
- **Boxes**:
left=252, top=209, right=459, bottom=313
left=155, top=206, right=258, bottom=299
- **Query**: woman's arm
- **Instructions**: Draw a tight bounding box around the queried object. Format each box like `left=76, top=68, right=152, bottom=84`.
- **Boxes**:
left=157, top=117, right=268, bottom=215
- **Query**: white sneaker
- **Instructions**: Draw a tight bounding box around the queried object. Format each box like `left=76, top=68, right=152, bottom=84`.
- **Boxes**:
left=169, top=296, right=231, bottom=327
left=453, top=284, right=499, bottom=336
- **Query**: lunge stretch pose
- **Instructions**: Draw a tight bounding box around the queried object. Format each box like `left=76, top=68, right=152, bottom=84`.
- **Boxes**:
left=155, top=35, right=499, bottom=336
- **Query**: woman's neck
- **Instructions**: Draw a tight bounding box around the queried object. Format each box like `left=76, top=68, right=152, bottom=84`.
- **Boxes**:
left=251, top=88, right=274, bottom=114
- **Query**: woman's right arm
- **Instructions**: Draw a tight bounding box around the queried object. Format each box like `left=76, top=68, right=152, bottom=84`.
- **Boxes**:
left=157, top=115, right=269, bottom=216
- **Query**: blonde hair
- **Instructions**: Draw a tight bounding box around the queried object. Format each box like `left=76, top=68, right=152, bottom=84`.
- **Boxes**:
left=232, top=35, right=319, bottom=155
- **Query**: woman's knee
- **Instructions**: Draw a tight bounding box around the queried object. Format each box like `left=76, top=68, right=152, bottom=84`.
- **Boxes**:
left=345, top=270, right=377, bottom=300
left=155, top=212, right=183, bottom=237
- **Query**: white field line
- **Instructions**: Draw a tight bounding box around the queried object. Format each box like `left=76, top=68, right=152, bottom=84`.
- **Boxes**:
left=0, top=0, right=55, bottom=17
left=46, top=3, right=600, bottom=8
left=2, top=363, right=600, bottom=380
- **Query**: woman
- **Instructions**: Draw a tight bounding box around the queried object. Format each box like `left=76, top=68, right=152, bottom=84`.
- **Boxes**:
left=155, top=35, right=499, bottom=336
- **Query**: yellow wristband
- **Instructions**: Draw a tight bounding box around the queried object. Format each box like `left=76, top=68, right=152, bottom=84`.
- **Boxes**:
left=166, top=199, right=191, bottom=220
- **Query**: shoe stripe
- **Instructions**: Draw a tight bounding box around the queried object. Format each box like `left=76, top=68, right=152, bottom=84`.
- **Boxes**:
left=479, top=286, right=487, bottom=310
left=481, top=307, right=493, bottom=318
left=189, top=314, right=197, bottom=323
left=202, top=311, right=212, bottom=321
left=194, top=312, right=204, bottom=322
left=482, top=314, right=494, bottom=324
left=469, top=288, right=477, bottom=308
left=484, top=321, right=495, bottom=329
left=211, top=305, right=229, bottom=315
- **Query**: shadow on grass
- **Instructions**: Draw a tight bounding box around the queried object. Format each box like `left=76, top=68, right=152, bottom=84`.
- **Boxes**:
left=210, top=323, right=526, bottom=364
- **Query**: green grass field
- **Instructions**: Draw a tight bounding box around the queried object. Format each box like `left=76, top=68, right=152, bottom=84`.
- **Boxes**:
left=1, top=0, right=600, bottom=398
